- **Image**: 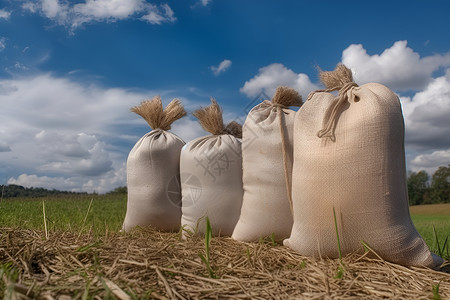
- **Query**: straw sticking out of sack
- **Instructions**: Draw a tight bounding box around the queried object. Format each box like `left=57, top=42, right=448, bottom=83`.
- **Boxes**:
left=271, top=86, right=302, bottom=107
left=131, top=96, right=187, bottom=130
left=193, top=98, right=242, bottom=138
left=319, top=64, right=354, bottom=90
left=223, top=121, right=242, bottom=139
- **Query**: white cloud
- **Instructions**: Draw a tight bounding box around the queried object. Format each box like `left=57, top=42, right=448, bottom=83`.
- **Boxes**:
left=0, top=74, right=142, bottom=192
left=334, top=40, right=450, bottom=174
left=22, top=2, right=38, bottom=13
left=0, top=74, right=134, bottom=134
left=141, top=3, right=176, bottom=25
left=21, top=0, right=176, bottom=30
left=41, top=0, right=62, bottom=18
left=400, top=69, right=450, bottom=151
left=409, top=150, right=450, bottom=175
left=0, top=9, right=11, bottom=20
left=14, top=62, right=28, bottom=70
left=211, top=59, right=232, bottom=76
left=240, top=63, right=319, bottom=99
left=239, top=42, right=450, bottom=175
left=201, top=0, right=212, bottom=6
left=7, top=165, right=126, bottom=193
left=171, top=117, right=208, bottom=142
left=0, top=74, right=208, bottom=192
left=342, top=40, right=450, bottom=91
left=0, top=37, right=5, bottom=51
left=34, top=131, right=113, bottom=176
left=73, top=0, right=144, bottom=19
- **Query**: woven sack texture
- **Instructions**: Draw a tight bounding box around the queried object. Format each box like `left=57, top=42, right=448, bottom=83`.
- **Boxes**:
left=232, top=87, right=302, bottom=241
left=123, top=96, right=186, bottom=232
left=180, top=99, right=243, bottom=236
left=284, top=65, right=443, bottom=268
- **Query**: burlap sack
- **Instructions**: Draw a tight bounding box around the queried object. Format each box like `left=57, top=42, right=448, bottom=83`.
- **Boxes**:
left=123, top=96, right=186, bottom=232
left=284, top=64, right=443, bottom=268
left=180, top=99, right=243, bottom=237
left=232, top=87, right=302, bottom=241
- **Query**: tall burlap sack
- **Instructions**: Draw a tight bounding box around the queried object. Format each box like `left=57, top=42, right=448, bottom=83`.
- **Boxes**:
left=232, top=87, right=302, bottom=242
left=284, top=64, right=443, bottom=268
left=180, top=99, right=243, bottom=237
left=123, top=96, right=186, bottom=232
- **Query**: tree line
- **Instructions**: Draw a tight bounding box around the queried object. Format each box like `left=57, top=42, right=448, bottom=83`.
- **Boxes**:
left=1, top=165, right=448, bottom=205
left=0, top=184, right=127, bottom=199
left=407, top=164, right=450, bottom=205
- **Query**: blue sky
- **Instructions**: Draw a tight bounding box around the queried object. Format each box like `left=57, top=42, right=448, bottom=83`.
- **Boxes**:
left=1, top=0, right=450, bottom=192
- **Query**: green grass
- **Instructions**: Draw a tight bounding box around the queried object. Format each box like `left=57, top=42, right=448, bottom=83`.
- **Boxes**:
left=198, top=217, right=215, bottom=278
left=0, top=194, right=126, bottom=235
left=0, top=195, right=449, bottom=259
left=411, top=214, right=450, bottom=258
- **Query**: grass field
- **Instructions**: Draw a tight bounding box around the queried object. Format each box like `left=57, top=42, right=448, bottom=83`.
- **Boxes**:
left=1, top=195, right=448, bottom=257
left=0, top=196, right=449, bottom=299
left=410, top=203, right=450, bottom=259
left=0, top=194, right=127, bottom=235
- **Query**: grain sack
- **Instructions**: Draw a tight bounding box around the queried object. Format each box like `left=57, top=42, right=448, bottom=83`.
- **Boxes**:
left=284, top=64, right=443, bottom=268
left=123, top=96, right=186, bottom=232
left=232, top=86, right=302, bottom=242
left=180, top=99, right=243, bottom=237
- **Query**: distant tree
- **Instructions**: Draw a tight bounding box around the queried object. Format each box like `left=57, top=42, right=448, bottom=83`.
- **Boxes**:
left=407, top=170, right=430, bottom=205
left=107, top=186, right=127, bottom=195
left=1, top=184, right=88, bottom=198
left=430, top=164, right=450, bottom=204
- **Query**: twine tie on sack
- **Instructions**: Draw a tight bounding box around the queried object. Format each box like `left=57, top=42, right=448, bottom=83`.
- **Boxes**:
left=275, top=106, right=294, bottom=216
left=307, top=64, right=358, bottom=141
left=270, top=87, right=302, bottom=217
left=315, top=82, right=358, bottom=140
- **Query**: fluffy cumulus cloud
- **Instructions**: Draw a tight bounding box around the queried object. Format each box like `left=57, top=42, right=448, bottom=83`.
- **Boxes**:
left=240, top=63, right=319, bottom=99
left=0, top=9, right=11, bottom=20
left=73, top=0, right=145, bottom=19
left=340, top=41, right=450, bottom=174
left=409, top=150, right=450, bottom=174
left=34, top=131, right=113, bottom=176
left=399, top=69, right=450, bottom=174
left=0, top=74, right=210, bottom=192
left=400, top=69, right=450, bottom=150
left=20, top=0, right=176, bottom=30
left=240, top=41, right=450, bottom=175
left=41, top=0, right=61, bottom=18
left=211, top=59, right=232, bottom=76
left=7, top=164, right=126, bottom=193
left=342, top=40, right=450, bottom=91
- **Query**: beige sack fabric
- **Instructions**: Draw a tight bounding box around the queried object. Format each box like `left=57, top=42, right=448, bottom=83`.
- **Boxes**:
left=232, top=87, right=302, bottom=242
left=123, top=96, right=186, bottom=232
left=284, top=64, right=443, bottom=268
left=181, top=99, right=243, bottom=237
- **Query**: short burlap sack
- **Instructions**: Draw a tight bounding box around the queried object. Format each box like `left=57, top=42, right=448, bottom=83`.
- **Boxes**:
left=232, top=87, right=302, bottom=242
left=284, top=64, right=443, bottom=268
left=180, top=99, right=243, bottom=237
left=123, top=96, right=186, bottom=232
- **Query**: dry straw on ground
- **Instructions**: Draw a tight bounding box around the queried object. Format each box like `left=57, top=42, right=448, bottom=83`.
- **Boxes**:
left=1, top=227, right=449, bottom=299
